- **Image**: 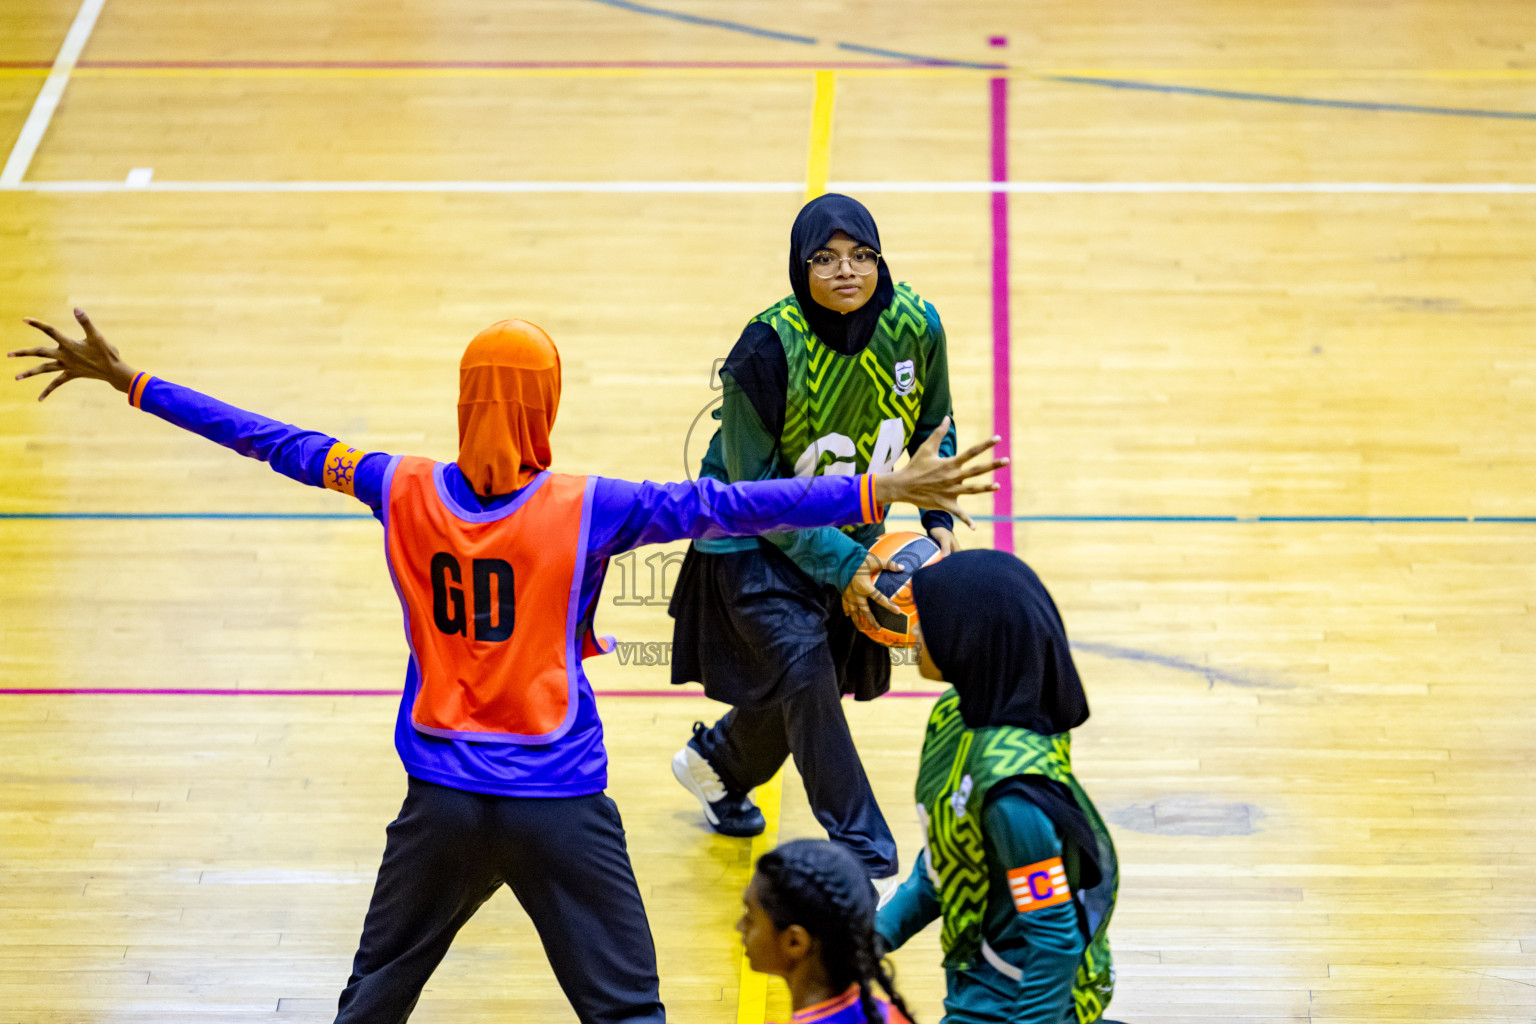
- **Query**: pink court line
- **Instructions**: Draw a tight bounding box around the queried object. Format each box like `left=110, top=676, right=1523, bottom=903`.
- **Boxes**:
left=989, top=73, right=1015, bottom=553
left=64, top=59, right=924, bottom=70
left=0, top=686, right=946, bottom=698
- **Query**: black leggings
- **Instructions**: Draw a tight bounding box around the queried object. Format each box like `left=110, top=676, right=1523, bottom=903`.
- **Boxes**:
left=335, top=777, right=665, bottom=1024
left=695, top=675, right=899, bottom=879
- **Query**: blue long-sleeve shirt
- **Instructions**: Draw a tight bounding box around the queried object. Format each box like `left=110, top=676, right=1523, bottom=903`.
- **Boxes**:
left=131, top=375, right=885, bottom=797
left=876, top=790, right=1083, bottom=1024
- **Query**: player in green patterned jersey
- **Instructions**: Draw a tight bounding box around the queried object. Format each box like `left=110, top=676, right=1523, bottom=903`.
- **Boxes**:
left=876, top=550, right=1120, bottom=1024
left=668, top=194, right=965, bottom=893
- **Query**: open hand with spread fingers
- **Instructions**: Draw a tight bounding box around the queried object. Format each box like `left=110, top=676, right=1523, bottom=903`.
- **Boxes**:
left=872, top=415, right=1007, bottom=529
left=11, top=309, right=138, bottom=401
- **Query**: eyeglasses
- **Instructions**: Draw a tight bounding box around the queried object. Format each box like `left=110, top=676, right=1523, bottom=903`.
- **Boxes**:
left=806, top=248, right=881, bottom=278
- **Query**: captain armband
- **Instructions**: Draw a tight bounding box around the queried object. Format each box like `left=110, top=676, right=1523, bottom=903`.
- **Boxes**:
left=1007, top=857, right=1071, bottom=914
left=322, top=441, right=369, bottom=498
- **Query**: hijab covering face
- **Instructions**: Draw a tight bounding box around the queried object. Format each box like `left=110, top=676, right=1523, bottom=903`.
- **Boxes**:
left=788, top=193, right=896, bottom=355
left=911, top=549, right=1090, bottom=733
left=456, top=319, right=561, bottom=496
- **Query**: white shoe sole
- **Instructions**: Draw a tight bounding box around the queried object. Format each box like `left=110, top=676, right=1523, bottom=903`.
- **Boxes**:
left=872, top=873, right=902, bottom=910
left=671, top=747, right=721, bottom=826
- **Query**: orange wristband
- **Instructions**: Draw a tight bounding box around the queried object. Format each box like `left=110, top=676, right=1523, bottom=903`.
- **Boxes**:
left=860, top=473, right=886, bottom=524
left=127, top=371, right=154, bottom=408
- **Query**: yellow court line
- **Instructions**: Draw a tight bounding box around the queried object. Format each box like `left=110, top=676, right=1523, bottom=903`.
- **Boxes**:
left=735, top=768, right=784, bottom=1024
left=734, top=68, right=834, bottom=1024
left=805, top=70, right=836, bottom=202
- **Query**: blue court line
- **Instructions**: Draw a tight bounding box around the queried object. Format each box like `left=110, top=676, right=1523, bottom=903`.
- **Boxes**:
left=577, top=0, right=1000, bottom=69
left=1046, top=75, right=1536, bottom=122
left=4, top=512, right=1534, bottom=523
left=1072, top=640, right=1285, bottom=690
left=834, top=41, right=1006, bottom=70
left=578, top=0, right=816, bottom=44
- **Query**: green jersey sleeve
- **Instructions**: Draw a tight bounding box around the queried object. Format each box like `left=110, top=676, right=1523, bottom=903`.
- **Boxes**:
left=982, top=790, right=1085, bottom=1024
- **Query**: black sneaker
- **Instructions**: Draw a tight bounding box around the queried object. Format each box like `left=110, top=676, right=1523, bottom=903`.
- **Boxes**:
left=671, top=723, right=766, bottom=838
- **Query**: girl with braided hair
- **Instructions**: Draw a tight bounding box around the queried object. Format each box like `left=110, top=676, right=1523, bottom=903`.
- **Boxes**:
left=738, top=839, right=915, bottom=1024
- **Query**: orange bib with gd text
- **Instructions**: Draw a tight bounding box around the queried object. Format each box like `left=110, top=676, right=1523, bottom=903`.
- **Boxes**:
left=383, top=457, right=591, bottom=744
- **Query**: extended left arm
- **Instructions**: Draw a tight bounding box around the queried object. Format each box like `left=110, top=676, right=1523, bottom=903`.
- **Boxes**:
left=11, top=310, right=389, bottom=509
left=587, top=418, right=1001, bottom=558
left=588, top=473, right=883, bottom=557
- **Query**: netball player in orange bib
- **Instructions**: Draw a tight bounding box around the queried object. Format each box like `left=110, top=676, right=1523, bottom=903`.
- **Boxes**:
left=11, top=309, right=1002, bottom=1024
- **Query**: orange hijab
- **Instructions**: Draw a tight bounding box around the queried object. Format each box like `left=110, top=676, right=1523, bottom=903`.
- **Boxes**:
left=456, top=320, right=561, bottom=495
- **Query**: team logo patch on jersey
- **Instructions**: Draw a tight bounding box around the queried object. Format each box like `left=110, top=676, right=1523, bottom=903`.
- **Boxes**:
left=1007, top=857, right=1071, bottom=913
left=892, top=358, right=916, bottom=396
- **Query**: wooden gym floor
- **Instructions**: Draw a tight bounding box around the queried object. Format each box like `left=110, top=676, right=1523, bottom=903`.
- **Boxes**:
left=1, top=0, right=1534, bottom=1021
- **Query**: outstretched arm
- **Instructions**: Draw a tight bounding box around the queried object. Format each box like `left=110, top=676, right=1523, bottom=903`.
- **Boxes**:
left=588, top=420, right=1004, bottom=563
left=11, top=310, right=389, bottom=508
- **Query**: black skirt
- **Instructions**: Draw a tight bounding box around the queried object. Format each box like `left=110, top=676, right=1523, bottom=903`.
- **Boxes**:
left=668, top=541, right=892, bottom=709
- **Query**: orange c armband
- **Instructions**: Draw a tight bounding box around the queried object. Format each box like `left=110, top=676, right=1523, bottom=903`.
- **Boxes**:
left=322, top=441, right=369, bottom=498
left=1007, top=857, right=1071, bottom=914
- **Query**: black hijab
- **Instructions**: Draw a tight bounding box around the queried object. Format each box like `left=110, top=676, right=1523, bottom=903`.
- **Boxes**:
left=788, top=193, right=896, bottom=355
left=911, top=549, right=1090, bottom=733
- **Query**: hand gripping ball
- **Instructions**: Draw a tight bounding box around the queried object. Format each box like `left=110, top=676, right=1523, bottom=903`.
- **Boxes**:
left=858, top=531, right=944, bottom=648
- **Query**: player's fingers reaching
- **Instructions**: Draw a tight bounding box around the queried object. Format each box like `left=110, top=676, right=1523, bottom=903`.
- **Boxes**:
left=16, top=310, right=137, bottom=395
left=15, top=360, right=63, bottom=381
left=955, top=433, right=1002, bottom=463
left=37, top=371, right=76, bottom=402
left=9, top=344, right=59, bottom=360
left=21, top=318, right=70, bottom=346
left=74, top=307, right=101, bottom=340
left=73, top=308, right=122, bottom=361
left=950, top=456, right=1009, bottom=483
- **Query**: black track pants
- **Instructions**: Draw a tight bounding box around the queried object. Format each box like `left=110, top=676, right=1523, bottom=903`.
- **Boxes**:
left=335, top=777, right=666, bottom=1024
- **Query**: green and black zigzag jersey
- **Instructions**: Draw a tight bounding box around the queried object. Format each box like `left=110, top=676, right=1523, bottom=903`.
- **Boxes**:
left=695, top=283, right=954, bottom=590
left=915, top=690, right=1118, bottom=1022
left=754, top=281, right=942, bottom=481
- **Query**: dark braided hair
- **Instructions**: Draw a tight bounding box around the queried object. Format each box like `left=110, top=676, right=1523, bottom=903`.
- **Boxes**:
left=754, top=840, right=916, bottom=1024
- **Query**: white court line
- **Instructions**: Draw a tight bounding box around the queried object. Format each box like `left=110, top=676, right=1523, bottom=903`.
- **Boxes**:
left=5, top=179, right=1536, bottom=194
left=0, top=0, right=109, bottom=186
